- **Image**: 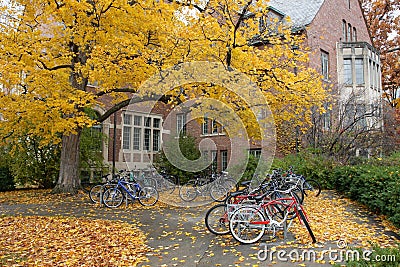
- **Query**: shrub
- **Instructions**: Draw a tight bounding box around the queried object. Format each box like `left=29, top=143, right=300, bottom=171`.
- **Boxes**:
left=0, top=166, right=15, bottom=192
left=154, top=135, right=201, bottom=184
left=272, top=151, right=400, bottom=228
left=272, top=152, right=336, bottom=189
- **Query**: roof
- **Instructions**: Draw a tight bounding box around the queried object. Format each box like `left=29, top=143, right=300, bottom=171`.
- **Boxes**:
left=268, top=0, right=325, bottom=29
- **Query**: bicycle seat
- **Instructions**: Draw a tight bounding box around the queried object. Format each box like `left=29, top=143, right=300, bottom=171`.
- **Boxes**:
left=241, top=181, right=252, bottom=187
left=230, top=190, right=246, bottom=197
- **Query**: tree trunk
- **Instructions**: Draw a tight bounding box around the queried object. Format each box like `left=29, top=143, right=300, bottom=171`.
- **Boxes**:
left=52, top=129, right=82, bottom=194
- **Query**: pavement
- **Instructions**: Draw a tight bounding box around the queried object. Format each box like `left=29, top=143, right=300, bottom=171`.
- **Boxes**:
left=0, top=190, right=398, bottom=267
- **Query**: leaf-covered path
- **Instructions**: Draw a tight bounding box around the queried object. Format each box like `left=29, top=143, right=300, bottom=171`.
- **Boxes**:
left=0, top=190, right=399, bottom=266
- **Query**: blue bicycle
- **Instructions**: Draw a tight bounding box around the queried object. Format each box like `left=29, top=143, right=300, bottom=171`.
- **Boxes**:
left=102, top=177, right=159, bottom=208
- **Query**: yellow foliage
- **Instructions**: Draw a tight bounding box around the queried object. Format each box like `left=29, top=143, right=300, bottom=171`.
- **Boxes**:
left=0, top=0, right=329, bottom=155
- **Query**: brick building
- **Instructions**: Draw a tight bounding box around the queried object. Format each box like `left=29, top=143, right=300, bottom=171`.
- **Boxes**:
left=94, top=0, right=382, bottom=173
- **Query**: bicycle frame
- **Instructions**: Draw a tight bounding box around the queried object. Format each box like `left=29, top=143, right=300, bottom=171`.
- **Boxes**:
left=114, top=180, right=144, bottom=201
left=249, top=196, right=309, bottom=227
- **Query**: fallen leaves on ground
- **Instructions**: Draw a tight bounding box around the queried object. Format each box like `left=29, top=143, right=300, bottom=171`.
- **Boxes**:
left=289, top=191, right=398, bottom=248
left=0, top=189, right=86, bottom=205
left=0, top=216, right=149, bottom=267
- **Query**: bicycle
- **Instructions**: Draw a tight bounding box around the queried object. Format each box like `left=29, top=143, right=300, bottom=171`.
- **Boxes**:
left=204, top=178, right=303, bottom=235
left=88, top=173, right=118, bottom=204
left=178, top=174, right=219, bottom=202
left=148, top=168, right=179, bottom=193
left=228, top=190, right=316, bottom=244
left=102, top=176, right=159, bottom=208
left=283, top=167, right=321, bottom=197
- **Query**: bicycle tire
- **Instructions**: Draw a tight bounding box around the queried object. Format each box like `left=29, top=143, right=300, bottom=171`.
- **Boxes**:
left=210, top=185, right=228, bottom=202
left=223, top=178, right=239, bottom=192
left=164, top=176, right=177, bottom=194
left=302, top=179, right=321, bottom=197
left=205, top=204, right=230, bottom=235
left=229, top=206, right=266, bottom=244
left=298, top=208, right=316, bottom=243
left=103, top=188, right=124, bottom=208
left=278, top=182, right=304, bottom=204
left=138, top=186, right=159, bottom=206
left=89, top=184, right=103, bottom=203
left=179, top=180, right=198, bottom=202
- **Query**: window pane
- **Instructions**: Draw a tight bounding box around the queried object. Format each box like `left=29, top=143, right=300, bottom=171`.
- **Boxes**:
left=344, top=59, right=352, bottom=84
left=124, top=114, right=132, bottom=125
left=123, top=126, right=131, bottom=149
left=153, top=118, right=160, bottom=128
left=221, top=151, right=228, bottom=171
left=134, top=115, right=142, bottom=126
left=144, top=117, right=151, bottom=127
left=212, top=119, right=218, bottom=133
left=177, top=114, right=186, bottom=135
left=321, top=51, right=329, bottom=80
left=153, top=130, right=160, bottom=151
left=355, top=58, right=364, bottom=84
left=211, top=150, right=218, bottom=172
left=144, top=129, right=151, bottom=150
left=347, top=24, right=352, bottom=42
left=202, top=117, right=208, bottom=134
left=133, top=128, right=141, bottom=150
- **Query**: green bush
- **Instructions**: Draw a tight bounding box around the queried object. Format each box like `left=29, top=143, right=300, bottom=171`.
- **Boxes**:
left=345, top=243, right=400, bottom=267
left=272, top=151, right=400, bottom=228
left=332, top=165, right=400, bottom=227
left=154, top=135, right=201, bottom=184
left=272, top=152, right=336, bottom=189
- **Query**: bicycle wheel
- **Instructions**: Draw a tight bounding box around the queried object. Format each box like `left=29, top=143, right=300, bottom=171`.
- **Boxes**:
left=103, top=188, right=124, bottom=208
left=302, top=179, right=321, bottom=197
left=298, top=208, right=316, bottom=243
left=223, top=178, right=239, bottom=192
left=205, top=204, right=230, bottom=235
left=229, top=206, right=266, bottom=244
left=89, top=184, right=103, bottom=203
left=279, top=182, right=304, bottom=204
left=138, top=186, right=159, bottom=206
left=210, top=185, right=228, bottom=202
left=164, top=176, right=177, bottom=194
left=179, top=180, right=198, bottom=202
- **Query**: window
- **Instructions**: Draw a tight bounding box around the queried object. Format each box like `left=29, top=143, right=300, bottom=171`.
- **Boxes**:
left=123, top=114, right=132, bottom=149
left=221, top=151, right=228, bottom=171
left=153, top=130, right=160, bottom=151
left=343, top=58, right=353, bottom=84
left=347, top=0, right=350, bottom=9
left=153, top=118, right=160, bottom=128
left=249, top=149, right=261, bottom=158
left=144, top=117, right=151, bottom=127
left=134, top=115, right=141, bottom=126
left=133, top=128, right=141, bottom=150
left=352, top=27, right=357, bottom=41
left=355, top=58, right=364, bottom=84
left=123, top=113, right=162, bottom=152
left=347, top=23, right=352, bottom=42
left=321, top=50, right=329, bottom=80
left=202, top=117, right=209, bottom=134
left=144, top=129, right=151, bottom=150
left=212, top=119, right=218, bottom=134
left=322, top=103, right=331, bottom=130
left=211, top=150, right=218, bottom=172
left=342, top=20, right=347, bottom=41
left=124, top=114, right=132, bottom=125
left=123, top=126, right=131, bottom=149
left=177, top=113, right=187, bottom=135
